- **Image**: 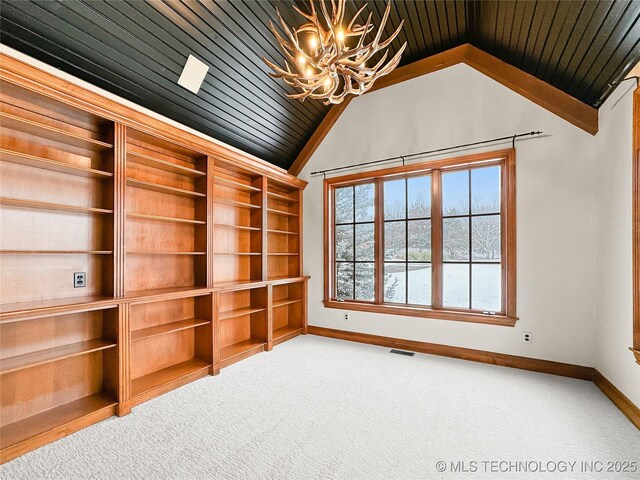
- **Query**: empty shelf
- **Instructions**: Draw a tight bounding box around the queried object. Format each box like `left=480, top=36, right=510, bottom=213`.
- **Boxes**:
left=273, top=325, right=302, bottom=341
left=0, top=112, right=113, bottom=150
left=220, top=339, right=265, bottom=361
left=273, top=298, right=303, bottom=308
left=1, top=250, right=112, bottom=255
left=127, top=150, right=205, bottom=177
left=0, top=149, right=113, bottom=178
left=131, top=359, right=210, bottom=397
left=0, top=197, right=113, bottom=215
left=219, top=306, right=265, bottom=321
left=215, top=252, right=261, bottom=256
left=267, top=253, right=299, bottom=256
left=214, top=176, right=260, bottom=192
left=267, top=191, right=298, bottom=202
left=126, top=178, right=205, bottom=198
left=127, top=251, right=206, bottom=255
left=214, top=198, right=261, bottom=209
left=131, top=318, right=210, bottom=341
left=267, top=229, right=299, bottom=235
left=214, top=223, right=261, bottom=231
left=0, top=339, right=116, bottom=375
left=267, top=208, right=298, bottom=217
left=0, top=393, right=116, bottom=451
left=127, top=212, right=206, bottom=225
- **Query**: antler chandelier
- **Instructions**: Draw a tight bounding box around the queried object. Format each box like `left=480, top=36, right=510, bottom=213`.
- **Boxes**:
left=262, top=0, right=407, bottom=105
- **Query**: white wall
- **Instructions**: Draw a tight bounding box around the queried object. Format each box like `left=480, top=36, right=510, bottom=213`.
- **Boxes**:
left=300, top=63, right=598, bottom=367
left=594, top=83, right=640, bottom=407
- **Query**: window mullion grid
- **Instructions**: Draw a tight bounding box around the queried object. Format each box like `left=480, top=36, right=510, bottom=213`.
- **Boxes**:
left=375, top=179, right=384, bottom=304
left=468, top=171, right=472, bottom=310
left=404, top=178, right=409, bottom=304
left=431, top=170, right=443, bottom=308
left=352, top=187, right=356, bottom=299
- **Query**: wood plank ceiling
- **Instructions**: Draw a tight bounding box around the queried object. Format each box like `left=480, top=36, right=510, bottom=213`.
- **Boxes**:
left=1, top=1, right=639, bottom=170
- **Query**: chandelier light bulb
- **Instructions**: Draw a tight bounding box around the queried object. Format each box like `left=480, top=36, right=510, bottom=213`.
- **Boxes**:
left=263, top=0, right=406, bottom=104
left=308, top=34, right=318, bottom=51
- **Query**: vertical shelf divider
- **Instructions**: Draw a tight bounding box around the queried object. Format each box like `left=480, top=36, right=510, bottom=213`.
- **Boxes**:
left=114, top=123, right=126, bottom=299
left=260, top=176, right=268, bottom=282
left=207, top=157, right=215, bottom=288
left=117, top=302, right=131, bottom=416
left=266, top=283, right=274, bottom=351
left=212, top=292, right=221, bottom=375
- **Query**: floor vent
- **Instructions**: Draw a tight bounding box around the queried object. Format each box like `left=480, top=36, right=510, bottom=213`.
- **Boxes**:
left=390, top=349, right=415, bottom=357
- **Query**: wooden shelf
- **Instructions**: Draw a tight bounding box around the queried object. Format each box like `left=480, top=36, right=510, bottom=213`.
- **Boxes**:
left=267, top=229, right=299, bottom=235
left=214, top=223, right=261, bottom=231
left=127, top=150, right=205, bottom=177
left=267, top=191, right=298, bottom=202
left=0, top=393, right=116, bottom=452
left=219, top=306, right=265, bottom=321
left=0, top=339, right=116, bottom=375
left=131, top=359, right=210, bottom=397
left=123, top=286, right=210, bottom=302
left=131, top=318, right=210, bottom=341
left=215, top=252, right=261, bottom=256
left=0, top=296, right=117, bottom=321
left=214, top=198, right=261, bottom=209
left=273, top=298, right=303, bottom=308
left=214, top=176, right=260, bottom=192
left=273, top=325, right=302, bottom=341
left=127, top=251, right=206, bottom=256
left=1, top=250, right=112, bottom=255
left=0, top=112, right=113, bottom=150
left=0, top=197, right=113, bottom=215
left=220, top=338, right=265, bottom=362
left=212, top=279, right=266, bottom=290
left=127, top=212, right=206, bottom=225
left=126, top=178, right=206, bottom=198
left=267, top=253, right=299, bottom=256
left=267, top=208, right=298, bottom=217
left=0, top=149, right=113, bottom=179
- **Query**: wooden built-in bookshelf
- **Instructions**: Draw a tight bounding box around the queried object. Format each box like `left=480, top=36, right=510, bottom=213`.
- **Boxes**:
left=272, top=281, right=305, bottom=345
left=0, top=59, right=308, bottom=464
left=213, top=160, right=263, bottom=285
left=0, top=306, right=122, bottom=461
left=217, top=286, right=268, bottom=368
left=129, top=292, right=213, bottom=406
left=125, top=129, right=209, bottom=294
left=267, top=179, right=301, bottom=280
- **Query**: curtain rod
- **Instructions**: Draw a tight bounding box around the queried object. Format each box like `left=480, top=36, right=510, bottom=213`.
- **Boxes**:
left=310, top=131, right=543, bottom=176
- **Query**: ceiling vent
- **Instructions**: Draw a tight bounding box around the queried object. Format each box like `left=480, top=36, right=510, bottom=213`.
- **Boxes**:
left=177, top=55, right=209, bottom=94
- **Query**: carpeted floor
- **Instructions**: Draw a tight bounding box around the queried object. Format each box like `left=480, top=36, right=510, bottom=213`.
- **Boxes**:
left=3, top=335, right=639, bottom=480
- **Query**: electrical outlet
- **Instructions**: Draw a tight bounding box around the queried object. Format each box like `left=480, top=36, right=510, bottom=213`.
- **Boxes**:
left=522, top=331, right=532, bottom=344
left=74, top=272, right=86, bottom=288
left=343, top=312, right=349, bottom=321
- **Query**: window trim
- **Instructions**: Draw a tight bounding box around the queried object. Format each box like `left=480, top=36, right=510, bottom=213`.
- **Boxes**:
left=323, top=148, right=517, bottom=327
left=633, top=85, right=640, bottom=365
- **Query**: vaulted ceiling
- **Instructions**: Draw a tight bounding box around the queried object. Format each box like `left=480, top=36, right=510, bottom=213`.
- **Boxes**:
left=1, top=1, right=639, bottom=170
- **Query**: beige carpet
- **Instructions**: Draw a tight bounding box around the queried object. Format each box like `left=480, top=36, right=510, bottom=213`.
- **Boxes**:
left=3, top=335, right=639, bottom=479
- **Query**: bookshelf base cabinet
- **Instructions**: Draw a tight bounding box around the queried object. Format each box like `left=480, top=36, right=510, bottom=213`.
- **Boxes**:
left=0, top=59, right=308, bottom=464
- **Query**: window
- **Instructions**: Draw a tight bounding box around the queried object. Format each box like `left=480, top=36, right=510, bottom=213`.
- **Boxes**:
left=324, top=149, right=516, bottom=326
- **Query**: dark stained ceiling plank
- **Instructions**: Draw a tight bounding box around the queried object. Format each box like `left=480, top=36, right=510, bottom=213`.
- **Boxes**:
left=1, top=0, right=638, bottom=171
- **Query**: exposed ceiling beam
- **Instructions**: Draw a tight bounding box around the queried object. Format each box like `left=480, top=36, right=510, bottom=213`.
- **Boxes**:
left=288, top=44, right=598, bottom=177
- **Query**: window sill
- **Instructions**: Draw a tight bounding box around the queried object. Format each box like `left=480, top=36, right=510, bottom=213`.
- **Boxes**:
left=323, top=300, right=518, bottom=327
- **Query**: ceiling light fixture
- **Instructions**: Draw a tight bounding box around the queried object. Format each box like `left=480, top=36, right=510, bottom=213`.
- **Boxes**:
left=177, top=55, right=209, bottom=94
left=262, top=0, right=406, bottom=105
